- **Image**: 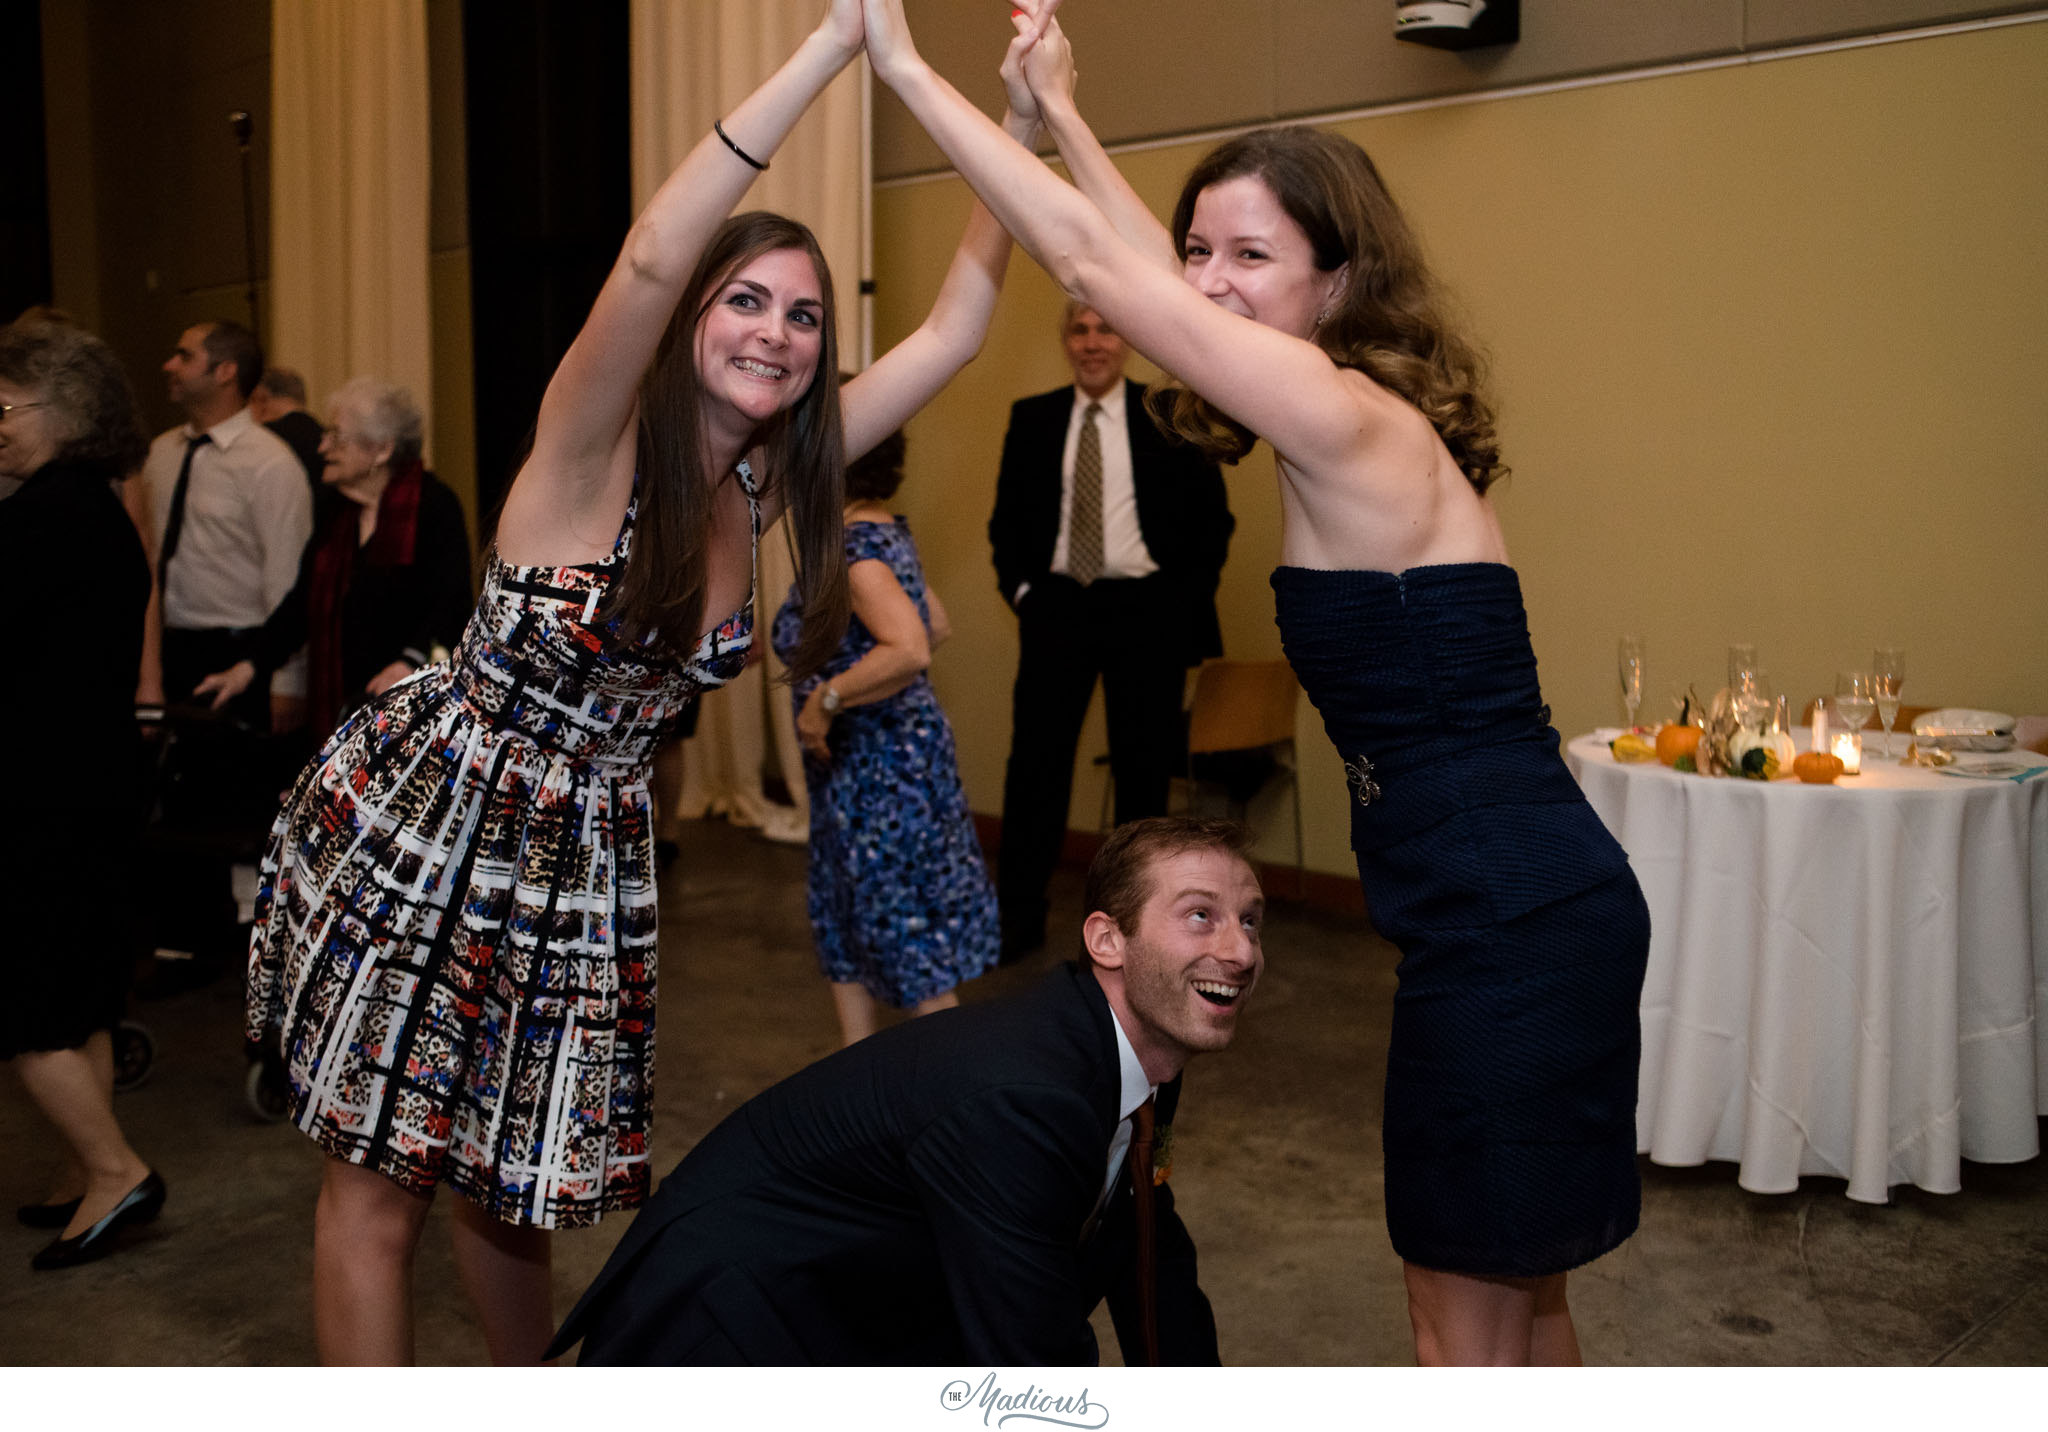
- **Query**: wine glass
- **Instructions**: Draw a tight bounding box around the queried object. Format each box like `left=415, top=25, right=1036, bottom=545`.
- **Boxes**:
left=1617, top=636, right=1644, bottom=729
left=1834, top=671, right=1875, bottom=742
left=1872, top=646, right=1905, bottom=756
left=1728, top=644, right=1762, bottom=727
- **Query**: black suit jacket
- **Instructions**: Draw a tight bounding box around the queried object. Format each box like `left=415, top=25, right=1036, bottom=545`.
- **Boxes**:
left=266, top=409, right=326, bottom=489
left=989, top=379, right=1233, bottom=664
left=549, top=963, right=1218, bottom=1366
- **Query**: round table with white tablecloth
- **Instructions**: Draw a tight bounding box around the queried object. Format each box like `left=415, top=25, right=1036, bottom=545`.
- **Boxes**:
left=1565, top=732, right=2048, bottom=1202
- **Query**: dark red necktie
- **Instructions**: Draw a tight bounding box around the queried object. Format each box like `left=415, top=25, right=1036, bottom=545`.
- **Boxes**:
left=1130, top=1095, right=1159, bottom=1366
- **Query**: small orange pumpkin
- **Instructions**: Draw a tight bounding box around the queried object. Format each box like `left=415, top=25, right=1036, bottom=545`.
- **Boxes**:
left=1656, top=724, right=1702, bottom=767
left=1793, top=751, right=1845, bottom=784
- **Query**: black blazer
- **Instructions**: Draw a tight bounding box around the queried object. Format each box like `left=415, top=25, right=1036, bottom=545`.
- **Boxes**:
left=265, top=409, right=326, bottom=492
left=549, top=963, right=1219, bottom=1366
left=989, top=379, right=1233, bottom=664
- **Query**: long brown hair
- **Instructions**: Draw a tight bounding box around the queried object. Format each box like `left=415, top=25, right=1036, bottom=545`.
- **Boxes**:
left=605, top=211, right=850, bottom=680
left=1146, top=127, right=1506, bottom=493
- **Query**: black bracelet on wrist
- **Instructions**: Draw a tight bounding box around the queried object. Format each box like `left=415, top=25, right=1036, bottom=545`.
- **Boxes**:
left=714, top=118, right=769, bottom=172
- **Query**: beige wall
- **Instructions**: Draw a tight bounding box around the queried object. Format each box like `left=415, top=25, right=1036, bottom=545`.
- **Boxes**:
left=874, top=0, right=2042, bottom=179
left=874, top=21, right=2048, bottom=877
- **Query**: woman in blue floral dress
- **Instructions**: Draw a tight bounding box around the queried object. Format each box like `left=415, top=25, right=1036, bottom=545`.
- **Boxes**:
left=772, top=430, right=999, bottom=1044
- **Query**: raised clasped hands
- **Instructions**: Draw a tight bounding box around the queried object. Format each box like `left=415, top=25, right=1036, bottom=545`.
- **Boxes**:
left=858, top=0, right=917, bottom=82
left=863, top=0, right=1064, bottom=87
left=819, top=0, right=865, bottom=59
left=999, top=8, right=1042, bottom=125
left=1000, top=5, right=1074, bottom=127
left=1016, top=9, right=1076, bottom=120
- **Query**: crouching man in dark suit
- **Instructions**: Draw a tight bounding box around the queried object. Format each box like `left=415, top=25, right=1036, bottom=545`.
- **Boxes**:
left=547, top=816, right=1265, bottom=1366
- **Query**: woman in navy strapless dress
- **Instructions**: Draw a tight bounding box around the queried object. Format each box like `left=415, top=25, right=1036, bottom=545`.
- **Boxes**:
left=867, top=0, right=1650, bottom=1362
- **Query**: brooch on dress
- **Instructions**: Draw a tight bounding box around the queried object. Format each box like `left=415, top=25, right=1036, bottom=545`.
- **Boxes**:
left=1345, top=753, right=1381, bottom=808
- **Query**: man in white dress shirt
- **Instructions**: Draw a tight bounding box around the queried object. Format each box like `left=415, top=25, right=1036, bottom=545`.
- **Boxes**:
left=135, top=321, right=311, bottom=973
left=988, top=304, right=1235, bottom=960
left=137, top=320, right=310, bottom=735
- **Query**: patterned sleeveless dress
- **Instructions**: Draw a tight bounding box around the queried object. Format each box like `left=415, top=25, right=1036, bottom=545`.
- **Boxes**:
left=246, top=465, right=761, bottom=1229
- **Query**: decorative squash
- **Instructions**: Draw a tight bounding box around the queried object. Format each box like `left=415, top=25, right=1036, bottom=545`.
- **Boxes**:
left=1793, top=751, right=1845, bottom=784
left=1769, top=727, right=1797, bottom=774
left=1610, top=732, right=1658, bottom=763
left=1729, top=726, right=1797, bottom=780
left=1656, top=723, right=1702, bottom=768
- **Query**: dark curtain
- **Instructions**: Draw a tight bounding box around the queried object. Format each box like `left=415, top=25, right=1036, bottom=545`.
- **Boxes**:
left=463, top=0, right=631, bottom=519
left=5, top=0, right=54, bottom=319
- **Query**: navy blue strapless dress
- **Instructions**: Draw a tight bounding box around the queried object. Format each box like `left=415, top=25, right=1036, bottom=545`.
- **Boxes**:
left=1273, top=563, right=1650, bottom=1277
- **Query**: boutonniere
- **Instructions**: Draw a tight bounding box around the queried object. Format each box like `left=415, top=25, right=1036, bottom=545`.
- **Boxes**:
left=1151, top=1122, right=1174, bottom=1186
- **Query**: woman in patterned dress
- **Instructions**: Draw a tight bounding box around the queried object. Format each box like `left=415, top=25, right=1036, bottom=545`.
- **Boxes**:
left=247, top=0, right=1042, bottom=1363
left=772, top=431, right=1000, bottom=1045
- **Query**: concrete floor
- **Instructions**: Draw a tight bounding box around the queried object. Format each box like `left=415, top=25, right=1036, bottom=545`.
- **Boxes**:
left=3, top=820, right=2043, bottom=1365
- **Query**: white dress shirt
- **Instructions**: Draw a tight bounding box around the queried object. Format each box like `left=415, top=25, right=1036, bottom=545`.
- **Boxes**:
left=142, top=404, right=311, bottom=632
left=1050, top=382, right=1158, bottom=584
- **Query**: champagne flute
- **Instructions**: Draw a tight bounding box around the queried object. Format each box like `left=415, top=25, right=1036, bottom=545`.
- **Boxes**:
left=1728, top=644, right=1761, bottom=727
left=1617, top=637, right=1645, bottom=729
left=1872, top=646, right=1905, bottom=756
left=1834, top=671, right=1875, bottom=744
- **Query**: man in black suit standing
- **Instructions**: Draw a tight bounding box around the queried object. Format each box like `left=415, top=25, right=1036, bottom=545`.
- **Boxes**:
left=548, top=817, right=1265, bottom=1366
left=248, top=364, right=325, bottom=500
left=990, top=303, right=1234, bottom=960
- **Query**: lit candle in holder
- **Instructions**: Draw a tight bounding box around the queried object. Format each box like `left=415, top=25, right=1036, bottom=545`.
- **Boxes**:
left=1831, top=730, right=1862, bottom=775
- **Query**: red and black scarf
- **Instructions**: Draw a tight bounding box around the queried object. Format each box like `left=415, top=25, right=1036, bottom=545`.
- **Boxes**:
left=305, top=459, right=422, bottom=734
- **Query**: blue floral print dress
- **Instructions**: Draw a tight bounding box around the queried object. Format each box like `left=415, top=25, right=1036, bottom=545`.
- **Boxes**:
left=770, top=517, right=998, bottom=1006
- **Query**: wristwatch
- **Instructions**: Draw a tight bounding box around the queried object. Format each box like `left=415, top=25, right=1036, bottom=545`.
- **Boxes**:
left=820, top=685, right=843, bottom=715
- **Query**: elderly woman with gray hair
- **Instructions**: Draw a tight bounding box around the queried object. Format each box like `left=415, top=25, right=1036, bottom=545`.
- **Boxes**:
left=0, top=317, right=166, bottom=1269
left=196, top=377, right=472, bottom=739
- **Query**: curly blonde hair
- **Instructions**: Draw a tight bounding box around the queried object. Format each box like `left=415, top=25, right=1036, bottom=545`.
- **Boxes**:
left=1145, top=127, right=1506, bottom=493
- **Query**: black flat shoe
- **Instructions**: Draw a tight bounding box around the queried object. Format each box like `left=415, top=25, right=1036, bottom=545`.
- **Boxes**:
left=30, top=1172, right=166, bottom=1271
left=16, top=1197, right=82, bottom=1230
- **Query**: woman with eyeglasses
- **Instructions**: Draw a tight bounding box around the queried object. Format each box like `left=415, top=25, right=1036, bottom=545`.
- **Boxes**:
left=0, top=317, right=166, bottom=1272
left=192, top=378, right=472, bottom=742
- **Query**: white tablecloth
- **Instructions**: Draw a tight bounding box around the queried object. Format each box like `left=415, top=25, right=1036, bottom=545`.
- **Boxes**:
left=1566, top=733, right=2048, bottom=1202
